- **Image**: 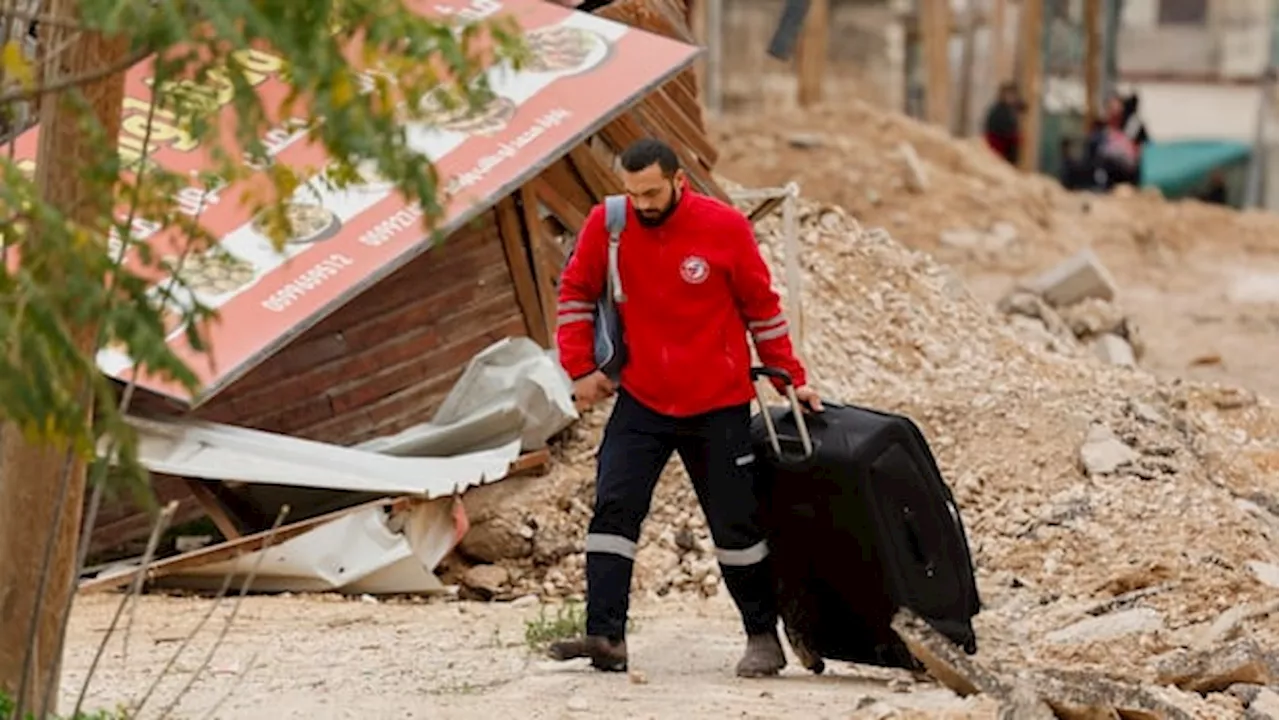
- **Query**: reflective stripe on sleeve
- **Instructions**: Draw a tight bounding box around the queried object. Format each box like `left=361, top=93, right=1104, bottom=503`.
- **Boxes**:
left=559, top=300, right=594, bottom=312
left=751, top=323, right=790, bottom=342
left=558, top=312, right=594, bottom=326
left=585, top=533, right=637, bottom=560
left=715, top=540, right=769, bottom=567
left=747, top=313, right=787, bottom=331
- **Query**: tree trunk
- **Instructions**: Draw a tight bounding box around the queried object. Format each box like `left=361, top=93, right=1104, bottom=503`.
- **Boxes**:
left=0, top=0, right=128, bottom=712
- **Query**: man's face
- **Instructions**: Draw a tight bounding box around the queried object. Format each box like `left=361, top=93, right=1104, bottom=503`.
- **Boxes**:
left=620, top=162, right=684, bottom=227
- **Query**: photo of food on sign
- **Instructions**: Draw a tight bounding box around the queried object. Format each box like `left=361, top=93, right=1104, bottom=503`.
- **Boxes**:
left=175, top=248, right=258, bottom=298
left=522, top=24, right=610, bottom=75
left=251, top=201, right=344, bottom=246
left=417, top=88, right=518, bottom=136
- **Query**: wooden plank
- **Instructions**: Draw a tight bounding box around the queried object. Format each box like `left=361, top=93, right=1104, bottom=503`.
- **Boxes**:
left=642, top=90, right=719, bottom=167
left=536, top=159, right=597, bottom=218
left=955, top=4, right=978, bottom=136
left=518, top=183, right=561, bottom=345
left=795, top=0, right=829, bottom=108
left=989, top=0, right=1011, bottom=88
left=567, top=144, right=623, bottom=200
left=494, top=197, right=551, bottom=348
left=183, top=478, right=244, bottom=540
left=532, top=177, right=588, bottom=231
left=1017, top=0, right=1044, bottom=172
left=920, top=0, right=952, bottom=128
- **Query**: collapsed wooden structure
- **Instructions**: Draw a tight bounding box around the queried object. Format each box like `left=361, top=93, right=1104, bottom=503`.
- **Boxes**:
left=89, top=0, right=725, bottom=561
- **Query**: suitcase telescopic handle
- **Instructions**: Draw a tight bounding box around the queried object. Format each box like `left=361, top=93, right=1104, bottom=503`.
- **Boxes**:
left=750, top=366, right=814, bottom=462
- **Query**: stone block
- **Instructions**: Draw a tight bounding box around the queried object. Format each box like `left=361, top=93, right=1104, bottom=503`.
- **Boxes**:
left=1024, top=248, right=1118, bottom=308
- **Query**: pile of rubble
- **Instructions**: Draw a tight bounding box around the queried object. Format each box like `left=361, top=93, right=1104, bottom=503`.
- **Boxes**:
left=445, top=188, right=1278, bottom=717
left=708, top=99, right=1279, bottom=279
left=998, top=248, right=1146, bottom=367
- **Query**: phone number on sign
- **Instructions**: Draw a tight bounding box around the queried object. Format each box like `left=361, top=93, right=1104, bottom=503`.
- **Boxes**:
left=261, top=253, right=354, bottom=312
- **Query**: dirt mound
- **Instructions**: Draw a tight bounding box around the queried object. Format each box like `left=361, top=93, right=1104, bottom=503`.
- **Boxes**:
left=710, top=100, right=1277, bottom=271
left=449, top=192, right=1277, bottom=704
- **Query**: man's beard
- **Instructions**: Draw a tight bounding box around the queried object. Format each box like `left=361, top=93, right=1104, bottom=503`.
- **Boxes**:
left=634, top=183, right=681, bottom=227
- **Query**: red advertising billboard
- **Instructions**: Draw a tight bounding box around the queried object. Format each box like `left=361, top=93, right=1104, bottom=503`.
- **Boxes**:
left=8, top=0, right=699, bottom=404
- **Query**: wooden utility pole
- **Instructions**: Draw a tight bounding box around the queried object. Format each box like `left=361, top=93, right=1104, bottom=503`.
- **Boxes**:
left=989, top=0, right=1012, bottom=84
left=955, top=3, right=979, bottom=135
left=1082, top=0, right=1102, bottom=123
left=0, top=0, right=129, bottom=712
left=919, top=0, right=952, bottom=129
left=1016, top=0, right=1044, bottom=171
left=795, top=0, right=829, bottom=107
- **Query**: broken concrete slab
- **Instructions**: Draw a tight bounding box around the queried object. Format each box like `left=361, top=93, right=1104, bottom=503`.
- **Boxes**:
left=461, top=563, right=510, bottom=599
left=1226, top=683, right=1263, bottom=706
left=1152, top=639, right=1277, bottom=693
left=890, top=609, right=1057, bottom=719
left=1093, top=333, right=1138, bottom=367
left=1029, top=670, right=1197, bottom=720
left=1023, top=248, right=1118, bottom=308
left=1191, top=604, right=1251, bottom=650
left=1046, top=607, right=1165, bottom=645
left=1247, top=561, right=1279, bottom=588
left=786, top=132, right=824, bottom=149
left=898, top=141, right=929, bottom=192
left=1079, top=424, right=1141, bottom=475
left=1248, top=688, right=1279, bottom=720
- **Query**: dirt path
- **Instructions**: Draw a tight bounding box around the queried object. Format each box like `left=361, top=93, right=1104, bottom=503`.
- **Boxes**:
left=60, top=593, right=997, bottom=720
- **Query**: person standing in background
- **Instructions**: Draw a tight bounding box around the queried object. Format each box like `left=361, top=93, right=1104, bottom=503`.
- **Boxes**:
left=984, top=82, right=1026, bottom=165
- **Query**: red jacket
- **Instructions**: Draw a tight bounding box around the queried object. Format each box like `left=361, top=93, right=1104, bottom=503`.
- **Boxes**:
left=556, top=188, right=808, bottom=418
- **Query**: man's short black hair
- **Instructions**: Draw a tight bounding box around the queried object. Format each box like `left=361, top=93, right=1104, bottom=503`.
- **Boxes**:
left=619, top=138, right=681, bottom=177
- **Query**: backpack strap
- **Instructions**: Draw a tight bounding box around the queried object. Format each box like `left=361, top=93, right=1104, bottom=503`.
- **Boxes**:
left=603, top=194, right=627, bottom=303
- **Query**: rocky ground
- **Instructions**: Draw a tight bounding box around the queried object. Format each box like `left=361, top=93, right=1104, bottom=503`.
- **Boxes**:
left=60, top=101, right=1279, bottom=718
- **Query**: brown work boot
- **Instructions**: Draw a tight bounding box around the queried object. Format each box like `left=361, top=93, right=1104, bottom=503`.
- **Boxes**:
left=735, top=630, right=787, bottom=678
left=547, top=635, right=628, bottom=672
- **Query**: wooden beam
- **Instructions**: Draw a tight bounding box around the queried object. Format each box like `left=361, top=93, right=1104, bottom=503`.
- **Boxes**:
left=1083, top=0, right=1102, bottom=123
left=494, top=197, right=551, bottom=348
left=517, top=183, right=561, bottom=345
left=531, top=177, right=587, bottom=231
left=955, top=4, right=979, bottom=136
left=795, top=0, right=829, bottom=108
left=1017, top=0, right=1044, bottom=172
left=182, top=478, right=244, bottom=540
left=989, top=0, right=1012, bottom=86
left=920, top=0, right=952, bottom=129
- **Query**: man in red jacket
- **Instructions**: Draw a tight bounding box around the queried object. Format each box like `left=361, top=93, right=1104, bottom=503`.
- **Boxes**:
left=548, top=138, right=821, bottom=678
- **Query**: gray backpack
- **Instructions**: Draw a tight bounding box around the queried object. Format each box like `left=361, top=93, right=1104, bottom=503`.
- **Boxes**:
left=590, top=195, right=628, bottom=380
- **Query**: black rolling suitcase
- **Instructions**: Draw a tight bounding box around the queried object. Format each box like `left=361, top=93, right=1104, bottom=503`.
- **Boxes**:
left=747, top=367, right=981, bottom=674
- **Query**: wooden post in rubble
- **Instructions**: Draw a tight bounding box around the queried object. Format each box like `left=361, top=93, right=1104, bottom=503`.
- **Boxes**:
left=0, top=0, right=129, bottom=712
left=989, top=0, right=1012, bottom=84
left=1016, top=0, right=1044, bottom=172
left=919, top=0, right=952, bottom=129
left=795, top=0, right=828, bottom=107
left=955, top=3, right=979, bottom=136
left=1082, top=0, right=1102, bottom=123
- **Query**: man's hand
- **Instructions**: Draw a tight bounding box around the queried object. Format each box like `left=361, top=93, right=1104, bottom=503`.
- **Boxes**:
left=573, top=370, right=617, bottom=411
left=794, top=385, right=823, bottom=412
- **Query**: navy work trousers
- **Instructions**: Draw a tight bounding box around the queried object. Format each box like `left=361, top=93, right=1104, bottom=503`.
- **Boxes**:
left=584, top=390, right=777, bottom=640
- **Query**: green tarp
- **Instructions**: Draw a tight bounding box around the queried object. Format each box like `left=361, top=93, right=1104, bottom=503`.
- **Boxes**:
left=1140, top=139, right=1252, bottom=195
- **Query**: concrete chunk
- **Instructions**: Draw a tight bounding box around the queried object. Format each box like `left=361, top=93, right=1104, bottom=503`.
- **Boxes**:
left=1024, top=248, right=1118, bottom=307
left=899, top=141, right=929, bottom=193
left=1247, top=561, right=1279, bottom=588
left=1093, top=333, right=1137, bottom=367
left=1152, top=639, right=1277, bottom=693
left=1248, top=688, right=1279, bottom=720
left=1079, top=424, right=1140, bottom=476
left=1046, top=607, right=1165, bottom=645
